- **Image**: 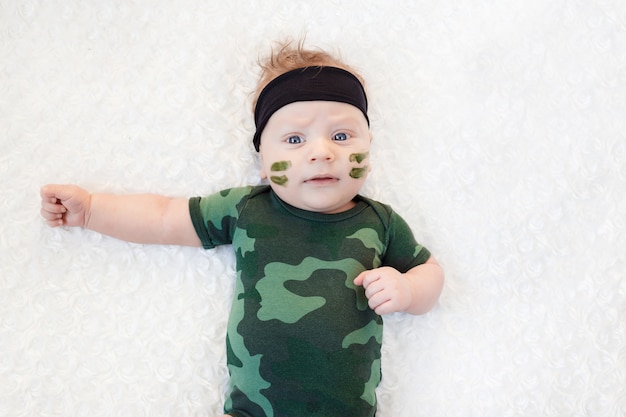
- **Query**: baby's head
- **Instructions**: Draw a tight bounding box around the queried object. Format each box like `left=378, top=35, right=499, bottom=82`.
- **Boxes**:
left=252, top=41, right=372, bottom=214
left=252, top=40, right=367, bottom=120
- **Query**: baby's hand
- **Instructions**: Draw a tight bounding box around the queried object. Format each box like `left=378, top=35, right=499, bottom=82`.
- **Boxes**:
left=353, top=267, right=412, bottom=315
left=40, top=184, right=91, bottom=227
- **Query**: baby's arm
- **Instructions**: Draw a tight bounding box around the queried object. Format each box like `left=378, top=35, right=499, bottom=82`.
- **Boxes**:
left=354, top=256, right=444, bottom=315
left=40, top=184, right=201, bottom=247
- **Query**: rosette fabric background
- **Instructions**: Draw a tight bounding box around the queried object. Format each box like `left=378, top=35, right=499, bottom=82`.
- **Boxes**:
left=1, top=1, right=625, bottom=416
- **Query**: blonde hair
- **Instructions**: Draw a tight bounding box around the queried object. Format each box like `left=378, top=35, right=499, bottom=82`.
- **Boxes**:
left=252, top=39, right=366, bottom=113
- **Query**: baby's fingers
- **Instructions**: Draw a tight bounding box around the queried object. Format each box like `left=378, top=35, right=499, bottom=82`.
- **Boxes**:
left=40, top=201, right=66, bottom=226
left=41, top=198, right=66, bottom=213
left=41, top=210, right=64, bottom=226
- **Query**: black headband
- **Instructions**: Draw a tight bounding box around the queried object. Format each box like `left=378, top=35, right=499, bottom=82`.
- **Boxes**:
left=253, top=66, right=369, bottom=152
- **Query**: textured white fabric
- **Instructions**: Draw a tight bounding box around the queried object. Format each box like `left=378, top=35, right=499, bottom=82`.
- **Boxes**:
left=2, top=1, right=625, bottom=416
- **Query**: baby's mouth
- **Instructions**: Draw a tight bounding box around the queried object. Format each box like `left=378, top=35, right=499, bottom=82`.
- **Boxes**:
left=304, top=175, right=339, bottom=185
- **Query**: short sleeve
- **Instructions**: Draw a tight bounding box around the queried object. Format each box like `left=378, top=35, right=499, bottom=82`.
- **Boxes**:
left=382, top=211, right=431, bottom=272
left=188, top=186, right=253, bottom=250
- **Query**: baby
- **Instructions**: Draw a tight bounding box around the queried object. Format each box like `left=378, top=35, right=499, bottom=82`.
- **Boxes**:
left=40, top=41, right=444, bottom=417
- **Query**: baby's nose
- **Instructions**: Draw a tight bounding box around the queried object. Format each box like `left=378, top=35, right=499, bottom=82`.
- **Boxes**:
left=308, top=139, right=335, bottom=162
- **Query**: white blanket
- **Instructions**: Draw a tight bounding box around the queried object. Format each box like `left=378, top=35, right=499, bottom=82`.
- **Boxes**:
left=2, top=1, right=625, bottom=416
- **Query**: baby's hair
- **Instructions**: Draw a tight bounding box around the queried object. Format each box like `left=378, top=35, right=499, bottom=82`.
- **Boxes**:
left=252, top=39, right=366, bottom=113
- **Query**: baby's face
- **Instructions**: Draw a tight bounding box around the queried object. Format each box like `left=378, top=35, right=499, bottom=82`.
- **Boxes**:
left=259, top=101, right=372, bottom=214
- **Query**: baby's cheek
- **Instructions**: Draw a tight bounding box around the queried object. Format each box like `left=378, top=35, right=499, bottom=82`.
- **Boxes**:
left=349, top=166, right=369, bottom=179
left=271, top=161, right=292, bottom=171
left=269, top=160, right=292, bottom=186
left=270, top=175, right=288, bottom=186
left=349, top=152, right=369, bottom=164
left=348, top=152, right=370, bottom=179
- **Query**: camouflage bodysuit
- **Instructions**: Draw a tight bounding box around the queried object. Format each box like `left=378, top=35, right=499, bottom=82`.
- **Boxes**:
left=189, top=185, right=430, bottom=417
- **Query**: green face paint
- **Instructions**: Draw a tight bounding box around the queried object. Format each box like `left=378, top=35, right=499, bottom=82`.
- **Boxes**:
left=269, top=161, right=290, bottom=186
left=349, top=152, right=369, bottom=179
left=271, top=161, right=292, bottom=172
left=270, top=175, right=288, bottom=186
left=349, top=152, right=369, bottom=164
left=349, top=166, right=369, bottom=179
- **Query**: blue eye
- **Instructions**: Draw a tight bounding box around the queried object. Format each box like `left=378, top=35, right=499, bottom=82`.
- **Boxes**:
left=333, top=132, right=349, bottom=141
left=287, top=135, right=303, bottom=144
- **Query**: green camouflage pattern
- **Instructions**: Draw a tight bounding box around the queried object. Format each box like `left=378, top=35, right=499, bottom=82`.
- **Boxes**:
left=189, top=186, right=430, bottom=417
